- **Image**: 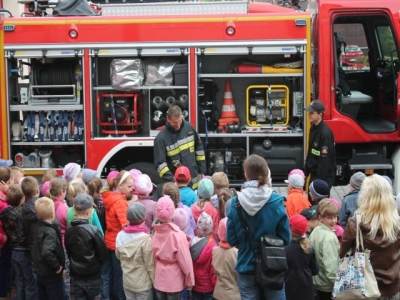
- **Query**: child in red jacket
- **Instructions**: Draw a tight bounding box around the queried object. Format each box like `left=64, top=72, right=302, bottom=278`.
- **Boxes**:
left=190, top=212, right=217, bottom=300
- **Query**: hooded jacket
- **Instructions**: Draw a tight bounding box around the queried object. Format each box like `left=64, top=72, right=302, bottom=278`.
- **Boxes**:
left=286, top=188, right=311, bottom=218
left=340, top=217, right=400, bottom=297
left=103, top=191, right=128, bottom=250
left=31, top=220, right=65, bottom=279
left=338, top=190, right=359, bottom=227
left=190, top=236, right=217, bottom=293
left=116, top=228, right=154, bottom=293
left=65, top=219, right=107, bottom=279
left=154, top=120, right=206, bottom=185
left=227, top=181, right=290, bottom=273
left=152, top=222, right=194, bottom=293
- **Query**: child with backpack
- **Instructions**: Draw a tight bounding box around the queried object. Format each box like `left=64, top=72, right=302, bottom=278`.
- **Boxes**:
left=65, top=193, right=107, bottom=300
left=285, top=214, right=318, bottom=300
left=152, top=196, right=194, bottom=300
left=116, top=202, right=154, bottom=300
left=191, top=212, right=217, bottom=300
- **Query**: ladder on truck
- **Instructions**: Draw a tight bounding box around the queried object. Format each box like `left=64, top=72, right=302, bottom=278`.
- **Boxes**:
left=100, top=1, right=248, bottom=16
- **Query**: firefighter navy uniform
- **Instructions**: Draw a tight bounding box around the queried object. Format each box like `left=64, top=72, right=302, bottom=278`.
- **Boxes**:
left=154, top=120, right=206, bottom=188
left=305, top=120, right=336, bottom=188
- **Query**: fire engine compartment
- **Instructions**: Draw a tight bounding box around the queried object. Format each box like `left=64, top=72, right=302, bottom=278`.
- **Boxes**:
left=3, top=43, right=307, bottom=179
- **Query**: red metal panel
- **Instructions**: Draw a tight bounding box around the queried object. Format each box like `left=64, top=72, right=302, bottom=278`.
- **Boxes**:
left=3, top=18, right=307, bottom=44
left=189, top=48, right=197, bottom=128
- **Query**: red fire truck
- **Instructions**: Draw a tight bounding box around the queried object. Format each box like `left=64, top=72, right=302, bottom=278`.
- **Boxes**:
left=0, top=0, right=399, bottom=190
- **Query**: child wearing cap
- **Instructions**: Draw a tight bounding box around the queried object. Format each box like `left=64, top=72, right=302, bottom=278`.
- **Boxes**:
left=65, top=193, right=107, bottom=300
left=175, top=166, right=197, bottom=207
left=309, top=199, right=340, bottom=300
left=301, top=205, right=319, bottom=234
left=212, top=218, right=240, bottom=300
left=285, top=169, right=311, bottom=218
left=116, top=202, right=154, bottom=300
left=134, top=173, right=156, bottom=231
left=285, top=214, right=318, bottom=300
left=190, top=212, right=217, bottom=300
left=152, top=196, right=194, bottom=299
left=192, top=178, right=220, bottom=239
left=31, top=197, right=65, bottom=299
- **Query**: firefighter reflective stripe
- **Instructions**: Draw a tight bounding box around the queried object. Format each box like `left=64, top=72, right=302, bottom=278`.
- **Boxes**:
left=166, top=135, right=195, bottom=157
left=311, top=148, right=320, bottom=156
left=196, top=150, right=205, bottom=161
left=158, top=162, right=170, bottom=177
left=191, top=175, right=201, bottom=190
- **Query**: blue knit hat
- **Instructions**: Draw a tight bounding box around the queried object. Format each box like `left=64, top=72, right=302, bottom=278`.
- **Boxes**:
left=309, top=179, right=330, bottom=202
left=198, top=178, right=214, bottom=199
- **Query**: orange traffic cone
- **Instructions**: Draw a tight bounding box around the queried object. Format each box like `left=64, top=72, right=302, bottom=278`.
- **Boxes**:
left=218, top=79, right=240, bottom=131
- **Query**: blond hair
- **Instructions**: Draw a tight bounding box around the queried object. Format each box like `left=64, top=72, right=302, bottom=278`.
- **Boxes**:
left=317, top=198, right=339, bottom=217
left=66, top=179, right=87, bottom=203
left=50, top=177, right=67, bottom=199
left=211, top=172, right=229, bottom=191
left=35, top=197, right=55, bottom=221
left=358, top=174, right=400, bottom=242
left=162, top=182, right=180, bottom=208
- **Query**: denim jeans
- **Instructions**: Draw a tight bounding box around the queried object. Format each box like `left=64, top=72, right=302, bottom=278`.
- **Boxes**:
left=70, top=277, right=101, bottom=300
left=12, top=249, right=38, bottom=300
left=100, top=254, right=112, bottom=300
left=37, top=276, right=65, bottom=300
left=154, top=290, right=180, bottom=300
left=238, top=273, right=285, bottom=300
left=110, top=251, right=125, bottom=300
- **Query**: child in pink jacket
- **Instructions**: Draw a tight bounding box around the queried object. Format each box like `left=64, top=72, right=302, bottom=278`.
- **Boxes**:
left=152, top=196, right=194, bottom=299
left=191, top=212, right=217, bottom=300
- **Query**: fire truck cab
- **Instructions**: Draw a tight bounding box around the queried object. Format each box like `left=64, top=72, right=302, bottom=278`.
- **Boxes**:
left=0, top=0, right=400, bottom=190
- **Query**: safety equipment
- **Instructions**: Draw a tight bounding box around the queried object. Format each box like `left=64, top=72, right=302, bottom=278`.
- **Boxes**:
left=218, top=79, right=240, bottom=132
left=11, top=121, right=23, bottom=141
left=39, top=150, right=53, bottom=168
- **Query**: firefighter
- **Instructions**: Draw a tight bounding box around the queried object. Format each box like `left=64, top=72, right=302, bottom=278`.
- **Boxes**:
left=154, top=105, right=206, bottom=189
left=305, top=99, right=336, bottom=188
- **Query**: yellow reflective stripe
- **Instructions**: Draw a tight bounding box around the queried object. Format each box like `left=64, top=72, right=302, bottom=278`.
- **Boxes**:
left=196, top=155, right=206, bottom=161
left=159, top=166, right=170, bottom=177
left=192, top=181, right=199, bottom=190
left=311, top=148, right=320, bottom=156
left=167, top=141, right=195, bottom=157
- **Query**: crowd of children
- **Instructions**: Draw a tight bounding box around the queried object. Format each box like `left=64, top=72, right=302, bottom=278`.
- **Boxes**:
left=0, top=155, right=399, bottom=300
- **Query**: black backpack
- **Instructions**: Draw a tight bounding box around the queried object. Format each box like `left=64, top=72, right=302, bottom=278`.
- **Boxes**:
left=236, top=200, right=288, bottom=290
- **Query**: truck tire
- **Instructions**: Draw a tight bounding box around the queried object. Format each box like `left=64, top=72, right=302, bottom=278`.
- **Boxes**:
left=124, top=162, right=161, bottom=185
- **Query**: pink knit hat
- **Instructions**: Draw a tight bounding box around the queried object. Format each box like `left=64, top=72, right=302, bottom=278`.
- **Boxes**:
left=173, top=208, right=188, bottom=232
left=40, top=181, right=51, bottom=197
left=218, top=218, right=228, bottom=242
left=156, top=196, right=175, bottom=223
left=129, top=169, right=142, bottom=182
left=134, top=174, right=153, bottom=196
left=106, top=170, right=119, bottom=185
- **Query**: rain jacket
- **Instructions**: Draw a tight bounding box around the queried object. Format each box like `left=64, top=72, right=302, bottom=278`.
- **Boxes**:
left=152, top=222, right=194, bottom=293
left=103, top=191, right=128, bottom=250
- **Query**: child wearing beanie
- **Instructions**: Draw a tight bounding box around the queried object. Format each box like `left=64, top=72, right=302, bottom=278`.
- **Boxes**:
left=152, top=196, right=194, bottom=299
left=190, top=212, right=217, bottom=300
left=134, top=174, right=156, bottom=231
left=116, top=202, right=154, bottom=300
left=309, top=179, right=330, bottom=204
left=285, top=214, right=318, bottom=300
left=192, top=178, right=220, bottom=239
left=285, top=169, right=311, bottom=218
left=212, top=218, right=240, bottom=300
left=175, top=166, right=197, bottom=207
